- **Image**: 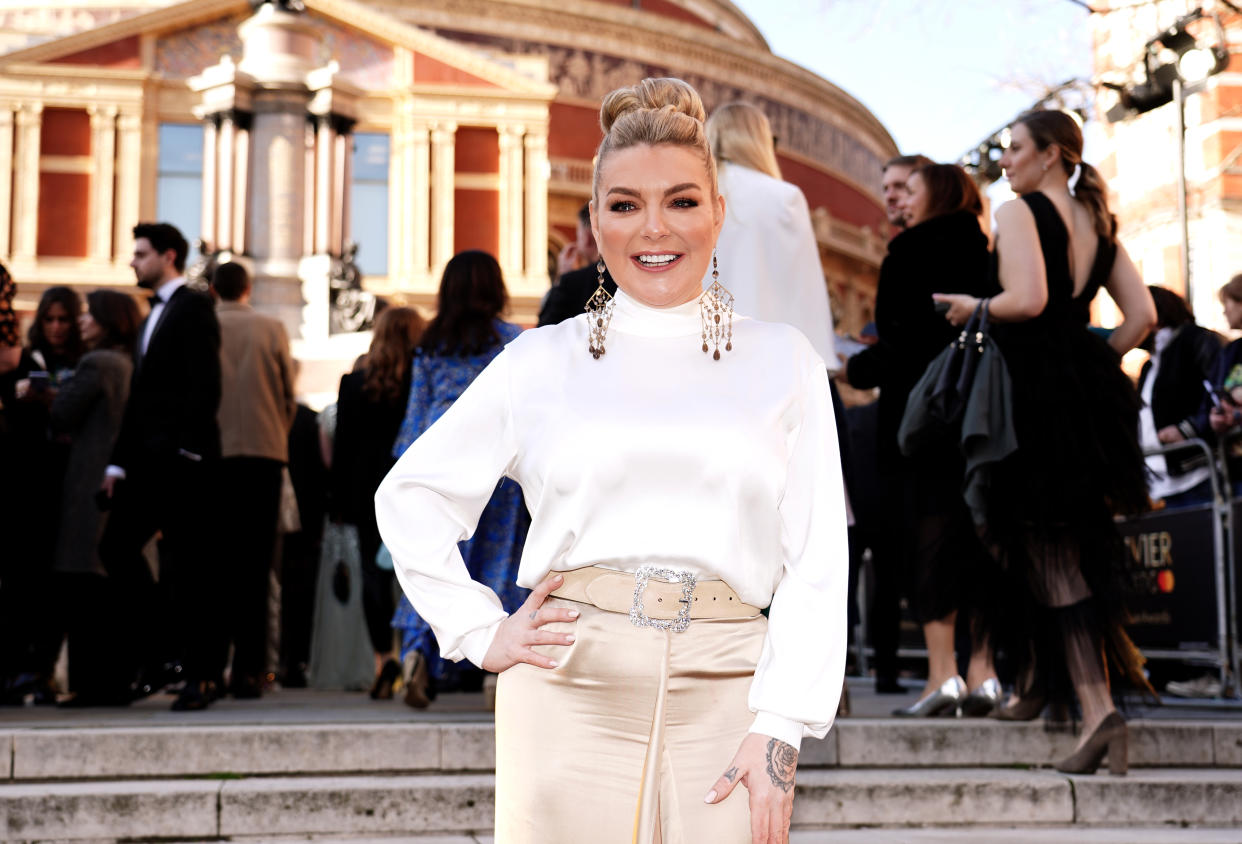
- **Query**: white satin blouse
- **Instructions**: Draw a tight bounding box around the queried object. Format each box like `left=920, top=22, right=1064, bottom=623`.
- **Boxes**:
left=375, top=289, right=848, bottom=749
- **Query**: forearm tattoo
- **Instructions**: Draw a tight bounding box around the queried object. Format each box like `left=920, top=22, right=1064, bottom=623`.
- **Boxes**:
left=765, top=738, right=797, bottom=792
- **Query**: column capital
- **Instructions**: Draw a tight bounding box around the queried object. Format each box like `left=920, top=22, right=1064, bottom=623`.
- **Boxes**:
left=15, top=102, right=42, bottom=125
left=430, top=121, right=458, bottom=141
left=498, top=124, right=525, bottom=150
left=87, top=103, right=120, bottom=122
left=523, top=131, right=548, bottom=150
left=314, top=112, right=355, bottom=136
left=214, top=108, right=255, bottom=131
left=117, top=111, right=143, bottom=131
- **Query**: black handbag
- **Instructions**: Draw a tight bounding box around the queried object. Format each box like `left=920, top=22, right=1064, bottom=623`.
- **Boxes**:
left=899, top=301, right=991, bottom=451
left=898, top=299, right=1018, bottom=526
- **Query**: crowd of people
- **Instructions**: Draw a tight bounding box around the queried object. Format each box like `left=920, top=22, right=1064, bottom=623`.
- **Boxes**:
left=3, top=73, right=1242, bottom=838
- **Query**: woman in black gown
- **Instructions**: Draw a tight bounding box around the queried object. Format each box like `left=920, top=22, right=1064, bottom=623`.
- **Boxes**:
left=934, top=110, right=1156, bottom=775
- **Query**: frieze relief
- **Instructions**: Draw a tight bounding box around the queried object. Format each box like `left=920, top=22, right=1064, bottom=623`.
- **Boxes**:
left=0, top=6, right=140, bottom=54
left=155, top=13, right=394, bottom=90
left=434, top=29, right=882, bottom=193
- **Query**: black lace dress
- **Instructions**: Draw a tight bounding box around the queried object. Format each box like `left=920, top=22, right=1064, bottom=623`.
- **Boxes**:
left=983, top=192, right=1152, bottom=703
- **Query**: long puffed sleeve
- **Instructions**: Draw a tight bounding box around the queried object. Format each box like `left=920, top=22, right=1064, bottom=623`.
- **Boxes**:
left=375, top=351, right=519, bottom=668
left=748, top=360, right=849, bottom=750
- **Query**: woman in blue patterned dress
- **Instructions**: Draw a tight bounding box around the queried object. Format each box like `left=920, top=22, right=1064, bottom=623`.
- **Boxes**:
left=390, top=250, right=530, bottom=706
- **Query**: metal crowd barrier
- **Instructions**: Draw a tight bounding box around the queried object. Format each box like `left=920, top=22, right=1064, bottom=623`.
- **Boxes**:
left=1118, top=436, right=1240, bottom=702
left=848, top=437, right=1242, bottom=701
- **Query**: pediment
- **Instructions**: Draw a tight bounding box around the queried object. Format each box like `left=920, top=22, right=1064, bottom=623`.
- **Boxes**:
left=0, top=0, right=554, bottom=96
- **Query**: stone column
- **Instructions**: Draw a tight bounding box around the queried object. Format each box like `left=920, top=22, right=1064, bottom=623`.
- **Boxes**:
left=302, top=118, right=316, bottom=257
left=200, top=114, right=218, bottom=249
left=249, top=91, right=310, bottom=336
left=430, top=121, right=456, bottom=278
left=524, top=126, right=549, bottom=293
left=339, top=120, right=352, bottom=255
left=113, top=111, right=142, bottom=262
left=88, top=104, right=118, bottom=263
left=405, top=118, right=431, bottom=285
left=11, top=103, right=42, bottom=262
left=0, top=108, right=14, bottom=258
left=497, top=124, right=525, bottom=283
left=313, top=114, right=333, bottom=254
left=330, top=118, right=350, bottom=256
left=217, top=112, right=237, bottom=252
left=231, top=115, right=251, bottom=256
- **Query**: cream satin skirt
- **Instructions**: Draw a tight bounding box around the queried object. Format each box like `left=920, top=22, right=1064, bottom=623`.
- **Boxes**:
left=494, top=596, right=766, bottom=844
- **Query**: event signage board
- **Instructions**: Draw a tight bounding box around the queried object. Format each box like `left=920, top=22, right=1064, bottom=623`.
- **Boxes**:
left=1117, top=504, right=1217, bottom=652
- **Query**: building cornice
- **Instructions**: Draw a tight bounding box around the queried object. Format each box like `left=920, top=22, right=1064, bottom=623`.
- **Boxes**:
left=0, top=0, right=247, bottom=63
left=0, top=0, right=558, bottom=101
left=369, top=0, right=897, bottom=162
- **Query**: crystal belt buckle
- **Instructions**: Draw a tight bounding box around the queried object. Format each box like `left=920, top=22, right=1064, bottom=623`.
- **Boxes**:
left=630, top=565, right=697, bottom=633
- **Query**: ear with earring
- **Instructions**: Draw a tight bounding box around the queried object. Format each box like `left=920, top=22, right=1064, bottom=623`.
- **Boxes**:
left=700, top=250, right=734, bottom=360
left=585, top=259, right=615, bottom=359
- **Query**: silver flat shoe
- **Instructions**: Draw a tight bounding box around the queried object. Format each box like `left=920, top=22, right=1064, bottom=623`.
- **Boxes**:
left=892, top=675, right=966, bottom=717
left=959, top=677, right=1002, bottom=717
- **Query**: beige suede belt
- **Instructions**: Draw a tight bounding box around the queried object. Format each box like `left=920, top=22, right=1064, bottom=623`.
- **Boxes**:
left=551, top=565, right=762, bottom=631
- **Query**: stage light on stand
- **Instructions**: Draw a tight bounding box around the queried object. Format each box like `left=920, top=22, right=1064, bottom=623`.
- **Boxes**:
left=1178, top=44, right=1229, bottom=84
left=1104, top=8, right=1229, bottom=122
left=1101, top=7, right=1232, bottom=305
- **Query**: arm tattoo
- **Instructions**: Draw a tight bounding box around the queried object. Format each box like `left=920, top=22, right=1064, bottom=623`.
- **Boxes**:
left=723, top=766, right=738, bottom=783
left=765, top=738, right=797, bottom=793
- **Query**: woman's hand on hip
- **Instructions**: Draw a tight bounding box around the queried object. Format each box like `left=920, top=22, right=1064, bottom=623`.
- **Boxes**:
left=931, top=293, right=979, bottom=327
left=481, top=574, right=578, bottom=673
left=704, top=732, right=798, bottom=844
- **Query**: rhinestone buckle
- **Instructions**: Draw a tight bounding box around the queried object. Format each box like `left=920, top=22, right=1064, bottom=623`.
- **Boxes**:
left=630, top=566, right=697, bottom=633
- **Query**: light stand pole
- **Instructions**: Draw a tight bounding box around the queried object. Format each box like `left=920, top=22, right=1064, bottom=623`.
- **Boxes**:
left=1174, top=76, right=1192, bottom=304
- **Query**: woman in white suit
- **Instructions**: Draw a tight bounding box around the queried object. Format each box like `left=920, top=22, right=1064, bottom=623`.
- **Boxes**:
left=704, top=102, right=836, bottom=366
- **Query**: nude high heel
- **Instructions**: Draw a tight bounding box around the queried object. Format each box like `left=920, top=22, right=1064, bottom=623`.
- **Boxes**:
left=1054, top=711, right=1127, bottom=775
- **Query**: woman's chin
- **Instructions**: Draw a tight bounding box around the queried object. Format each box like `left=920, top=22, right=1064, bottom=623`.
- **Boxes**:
left=616, top=276, right=703, bottom=309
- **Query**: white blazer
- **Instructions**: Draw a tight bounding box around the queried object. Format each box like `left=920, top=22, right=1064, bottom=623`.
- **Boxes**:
left=706, top=163, right=838, bottom=369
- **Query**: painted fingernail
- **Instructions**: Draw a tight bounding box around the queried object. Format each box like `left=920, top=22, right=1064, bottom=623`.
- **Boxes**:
left=567, top=610, right=580, bottom=618
left=703, top=790, right=717, bottom=804
left=565, top=635, right=576, bottom=643
left=548, top=660, right=559, bottom=668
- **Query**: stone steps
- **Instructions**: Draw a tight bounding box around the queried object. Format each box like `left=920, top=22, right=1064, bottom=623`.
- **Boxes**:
left=3, top=768, right=1242, bottom=840
left=4, top=719, right=1240, bottom=781
left=4, top=717, right=1240, bottom=839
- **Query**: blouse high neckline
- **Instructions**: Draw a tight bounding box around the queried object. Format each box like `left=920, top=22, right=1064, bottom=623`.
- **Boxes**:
left=611, top=288, right=702, bottom=337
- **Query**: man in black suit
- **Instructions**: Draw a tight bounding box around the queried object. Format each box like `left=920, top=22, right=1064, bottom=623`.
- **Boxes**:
left=537, top=203, right=616, bottom=327
left=93, top=222, right=223, bottom=711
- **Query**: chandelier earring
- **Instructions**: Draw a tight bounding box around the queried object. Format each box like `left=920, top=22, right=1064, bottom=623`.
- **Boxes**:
left=700, top=251, right=734, bottom=361
left=585, top=259, right=615, bottom=360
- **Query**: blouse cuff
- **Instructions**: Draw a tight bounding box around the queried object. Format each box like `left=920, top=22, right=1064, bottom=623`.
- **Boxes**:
left=457, top=617, right=507, bottom=669
left=748, top=712, right=805, bottom=752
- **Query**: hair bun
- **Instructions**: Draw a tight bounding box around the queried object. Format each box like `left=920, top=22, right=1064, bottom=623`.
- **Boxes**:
left=600, top=77, right=706, bottom=133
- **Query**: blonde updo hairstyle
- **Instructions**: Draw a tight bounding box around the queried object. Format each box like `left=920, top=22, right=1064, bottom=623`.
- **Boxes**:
left=706, top=101, right=782, bottom=181
left=592, top=77, right=718, bottom=202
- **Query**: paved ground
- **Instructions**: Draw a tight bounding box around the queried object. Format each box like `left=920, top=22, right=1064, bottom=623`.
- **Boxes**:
left=1, top=675, right=1237, bottom=727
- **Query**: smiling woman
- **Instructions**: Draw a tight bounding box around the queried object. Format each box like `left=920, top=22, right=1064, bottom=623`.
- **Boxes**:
left=376, top=77, right=848, bottom=844
left=592, top=145, right=724, bottom=309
